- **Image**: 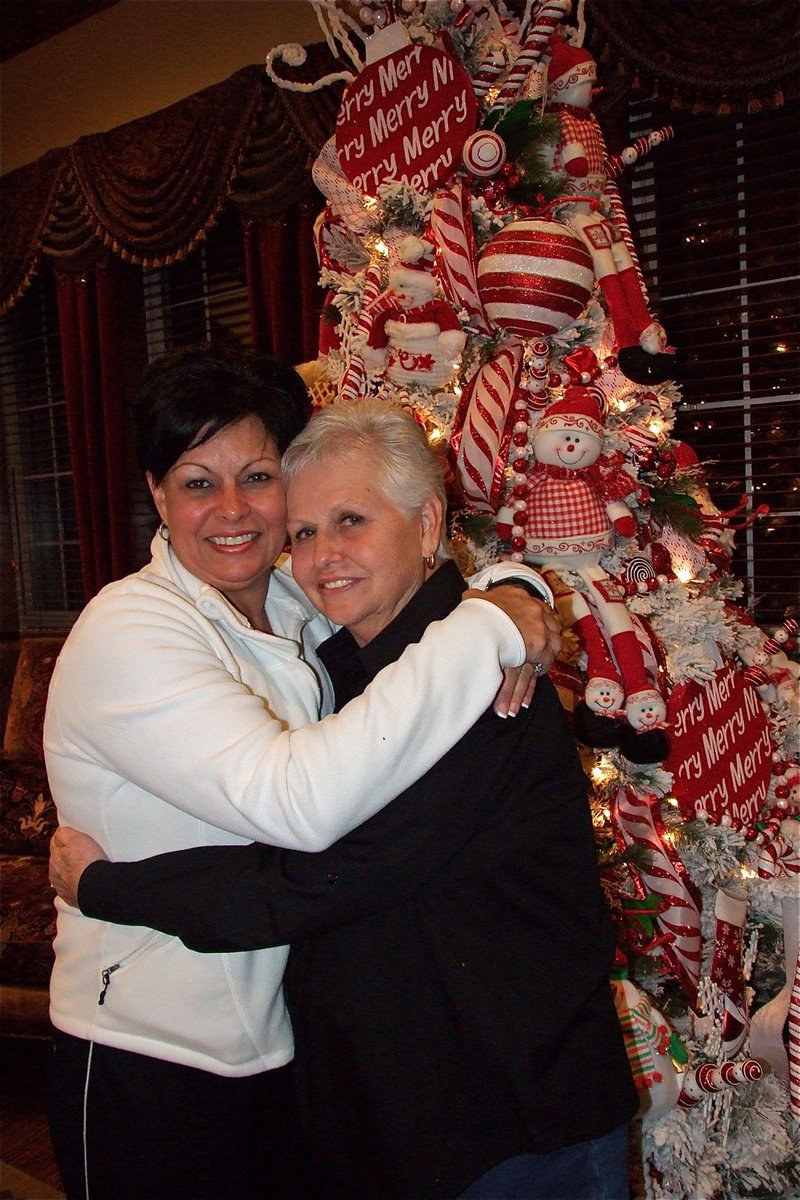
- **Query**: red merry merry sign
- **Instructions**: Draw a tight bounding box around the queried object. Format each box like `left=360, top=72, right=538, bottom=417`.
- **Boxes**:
left=664, top=657, right=772, bottom=829
left=336, top=43, right=476, bottom=196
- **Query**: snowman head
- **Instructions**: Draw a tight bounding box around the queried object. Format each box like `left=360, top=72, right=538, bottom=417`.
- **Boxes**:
left=389, top=267, right=437, bottom=309
left=546, top=36, right=596, bottom=109
left=534, top=386, right=605, bottom=470
left=389, top=236, right=438, bottom=309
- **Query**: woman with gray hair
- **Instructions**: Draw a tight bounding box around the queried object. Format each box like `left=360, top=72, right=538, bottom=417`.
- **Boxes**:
left=52, top=398, right=637, bottom=1200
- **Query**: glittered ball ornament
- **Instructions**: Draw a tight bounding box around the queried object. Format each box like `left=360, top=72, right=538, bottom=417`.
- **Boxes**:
left=477, top=220, right=594, bottom=339
left=462, top=130, right=506, bottom=177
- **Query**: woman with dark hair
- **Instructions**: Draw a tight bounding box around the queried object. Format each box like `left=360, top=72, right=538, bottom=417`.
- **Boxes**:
left=43, top=345, right=559, bottom=1200
left=51, top=396, right=635, bottom=1200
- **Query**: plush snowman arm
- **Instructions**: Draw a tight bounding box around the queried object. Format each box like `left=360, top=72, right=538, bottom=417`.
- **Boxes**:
left=437, top=329, right=467, bottom=352
left=607, top=498, right=636, bottom=538
left=561, top=137, right=589, bottom=177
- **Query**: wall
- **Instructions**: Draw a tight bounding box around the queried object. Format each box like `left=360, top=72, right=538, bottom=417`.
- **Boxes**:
left=1, top=0, right=322, bottom=174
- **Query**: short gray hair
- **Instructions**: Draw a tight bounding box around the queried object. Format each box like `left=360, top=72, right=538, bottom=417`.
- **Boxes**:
left=282, top=398, right=451, bottom=560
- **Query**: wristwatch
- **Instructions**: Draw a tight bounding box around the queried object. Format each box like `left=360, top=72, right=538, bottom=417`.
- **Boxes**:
left=485, top=577, right=553, bottom=607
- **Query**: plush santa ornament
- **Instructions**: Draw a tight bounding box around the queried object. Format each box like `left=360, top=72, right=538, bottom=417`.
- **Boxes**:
left=363, top=236, right=467, bottom=389
left=544, top=37, right=676, bottom=384
left=497, top=384, right=668, bottom=742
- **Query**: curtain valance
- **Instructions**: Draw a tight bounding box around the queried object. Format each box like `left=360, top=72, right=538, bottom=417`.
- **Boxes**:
left=585, top=0, right=799, bottom=115
left=1, top=42, right=343, bottom=315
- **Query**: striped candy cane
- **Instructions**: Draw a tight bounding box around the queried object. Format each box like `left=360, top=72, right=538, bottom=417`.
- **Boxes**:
left=789, top=943, right=800, bottom=1122
left=339, top=264, right=384, bottom=401
left=451, top=340, right=524, bottom=514
left=603, top=177, right=652, bottom=308
left=495, top=0, right=572, bottom=105
left=430, top=183, right=491, bottom=335
left=612, top=785, right=703, bottom=1007
left=471, top=10, right=523, bottom=100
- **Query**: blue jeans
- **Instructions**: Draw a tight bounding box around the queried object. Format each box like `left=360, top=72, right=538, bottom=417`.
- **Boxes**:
left=456, top=1124, right=630, bottom=1200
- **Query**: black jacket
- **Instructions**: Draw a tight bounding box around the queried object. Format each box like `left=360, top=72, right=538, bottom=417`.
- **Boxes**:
left=81, top=562, right=637, bottom=1198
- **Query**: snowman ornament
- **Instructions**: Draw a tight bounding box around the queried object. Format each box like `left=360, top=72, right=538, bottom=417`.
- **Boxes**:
left=363, top=237, right=467, bottom=389
left=497, top=385, right=667, bottom=734
left=543, top=36, right=676, bottom=385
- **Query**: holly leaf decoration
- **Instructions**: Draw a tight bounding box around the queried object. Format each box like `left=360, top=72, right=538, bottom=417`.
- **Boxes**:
left=621, top=892, right=665, bottom=939
left=647, top=487, right=705, bottom=537
left=484, top=106, right=568, bottom=204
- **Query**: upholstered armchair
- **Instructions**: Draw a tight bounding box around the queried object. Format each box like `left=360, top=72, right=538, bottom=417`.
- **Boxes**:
left=1, top=635, right=63, bottom=1036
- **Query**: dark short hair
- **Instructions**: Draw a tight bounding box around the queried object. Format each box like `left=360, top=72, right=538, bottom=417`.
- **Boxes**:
left=135, top=344, right=312, bottom=482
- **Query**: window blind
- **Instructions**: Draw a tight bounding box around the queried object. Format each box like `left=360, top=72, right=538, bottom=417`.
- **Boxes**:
left=142, top=209, right=252, bottom=358
left=628, top=100, right=800, bottom=626
left=0, top=274, right=82, bottom=629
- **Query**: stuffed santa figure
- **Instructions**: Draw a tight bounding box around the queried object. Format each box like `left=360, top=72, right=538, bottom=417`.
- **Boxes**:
left=544, top=37, right=676, bottom=384
left=363, top=236, right=466, bottom=389
left=497, top=385, right=668, bottom=738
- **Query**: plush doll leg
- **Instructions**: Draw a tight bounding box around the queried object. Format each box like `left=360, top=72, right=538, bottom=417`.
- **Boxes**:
left=578, top=566, right=667, bottom=731
left=540, top=566, right=626, bottom=749
left=568, top=213, right=641, bottom=349
left=546, top=570, right=625, bottom=717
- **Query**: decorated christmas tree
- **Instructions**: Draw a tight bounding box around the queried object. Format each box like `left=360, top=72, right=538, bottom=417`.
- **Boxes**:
left=267, top=2, right=799, bottom=1195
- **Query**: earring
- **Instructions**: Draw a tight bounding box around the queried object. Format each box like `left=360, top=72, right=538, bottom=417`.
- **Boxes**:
left=424, top=554, right=436, bottom=570
left=159, top=523, right=170, bottom=542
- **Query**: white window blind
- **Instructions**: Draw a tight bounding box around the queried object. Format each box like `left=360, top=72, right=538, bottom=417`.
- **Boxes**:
left=628, top=100, right=800, bottom=626
left=143, top=209, right=252, bottom=358
left=0, top=274, right=82, bottom=629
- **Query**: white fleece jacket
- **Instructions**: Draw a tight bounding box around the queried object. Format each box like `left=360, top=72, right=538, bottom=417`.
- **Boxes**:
left=45, top=536, right=537, bottom=1075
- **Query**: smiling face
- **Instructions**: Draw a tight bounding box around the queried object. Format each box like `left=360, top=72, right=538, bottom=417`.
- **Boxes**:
left=534, top=425, right=602, bottom=470
left=390, top=269, right=437, bottom=310
left=287, top=449, right=443, bottom=647
left=147, top=416, right=287, bottom=625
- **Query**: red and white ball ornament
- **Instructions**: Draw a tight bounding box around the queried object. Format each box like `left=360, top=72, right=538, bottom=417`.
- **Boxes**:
left=462, top=130, right=506, bottom=177
left=477, top=219, right=595, bottom=339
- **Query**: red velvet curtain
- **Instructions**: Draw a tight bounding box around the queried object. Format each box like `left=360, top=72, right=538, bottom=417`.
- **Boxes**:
left=2, top=48, right=342, bottom=600
left=56, top=259, right=138, bottom=599
left=244, top=200, right=325, bottom=365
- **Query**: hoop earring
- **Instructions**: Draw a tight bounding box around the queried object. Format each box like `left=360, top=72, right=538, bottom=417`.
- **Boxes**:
left=158, top=523, right=170, bottom=542
left=423, top=554, right=436, bottom=570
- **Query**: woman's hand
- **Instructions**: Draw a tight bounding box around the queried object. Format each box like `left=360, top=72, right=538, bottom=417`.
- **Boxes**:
left=465, top=585, right=562, bottom=677
left=50, top=827, right=108, bottom=908
left=494, top=662, right=539, bottom=718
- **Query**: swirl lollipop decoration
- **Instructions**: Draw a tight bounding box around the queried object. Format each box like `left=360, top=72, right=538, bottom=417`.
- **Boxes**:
left=462, top=130, right=507, bottom=177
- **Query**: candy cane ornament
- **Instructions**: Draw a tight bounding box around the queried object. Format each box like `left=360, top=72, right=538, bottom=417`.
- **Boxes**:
left=450, top=340, right=524, bottom=514
left=470, top=9, right=523, bottom=100
left=789, top=943, right=800, bottom=1122
left=494, top=0, right=572, bottom=106
left=339, top=264, right=385, bottom=401
left=612, top=785, right=703, bottom=1007
left=430, top=183, right=491, bottom=336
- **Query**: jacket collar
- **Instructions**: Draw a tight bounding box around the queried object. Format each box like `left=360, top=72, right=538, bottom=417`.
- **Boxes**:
left=317, top=560, right=466, bottom=689
left=143, top=532, right=322, bottom=640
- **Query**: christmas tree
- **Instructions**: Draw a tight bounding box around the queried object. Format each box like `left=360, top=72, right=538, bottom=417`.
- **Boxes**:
left=268, top=3, right=799, bottom=1194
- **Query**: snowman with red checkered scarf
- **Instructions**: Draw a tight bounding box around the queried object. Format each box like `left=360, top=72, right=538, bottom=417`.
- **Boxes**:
left=497, top=385, right=667, bottom=735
